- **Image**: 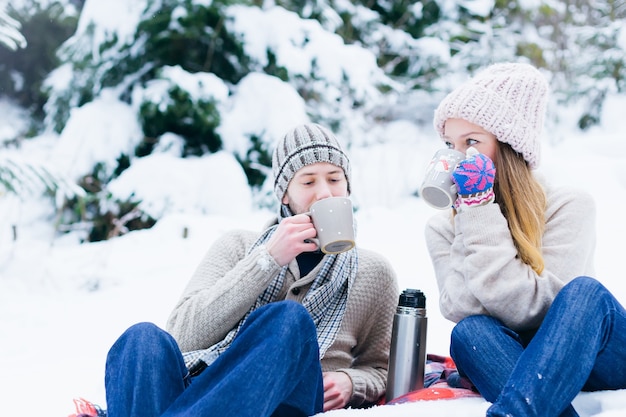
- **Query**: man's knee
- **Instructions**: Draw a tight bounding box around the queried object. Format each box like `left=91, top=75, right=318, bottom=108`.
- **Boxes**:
left=111, top=322, right=175, bottom=357
left=256, top=301, right=314, bottom=330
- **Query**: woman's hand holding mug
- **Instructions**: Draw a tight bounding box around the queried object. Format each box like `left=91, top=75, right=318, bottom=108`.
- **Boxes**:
left=451, top=147, right=496, bottom=211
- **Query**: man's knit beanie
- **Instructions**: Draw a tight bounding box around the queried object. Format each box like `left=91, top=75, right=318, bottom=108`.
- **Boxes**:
left=433, top=62, right=549, bottom=169
left=272, top=123, right=351, bottom=202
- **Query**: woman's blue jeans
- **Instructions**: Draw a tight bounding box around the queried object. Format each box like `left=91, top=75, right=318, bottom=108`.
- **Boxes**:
left=105, top=300, right=324, bottom=417
left=450, top=276, right=626, bottom=417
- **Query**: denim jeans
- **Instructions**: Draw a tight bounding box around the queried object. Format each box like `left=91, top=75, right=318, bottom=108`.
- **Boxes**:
left=105, top=300, right=324, bottom=417
left=450, top=276, right=626, bottom=417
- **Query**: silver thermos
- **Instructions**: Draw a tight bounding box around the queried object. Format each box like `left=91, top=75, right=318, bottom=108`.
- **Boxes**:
left=385, top=288, right=428, bottom=402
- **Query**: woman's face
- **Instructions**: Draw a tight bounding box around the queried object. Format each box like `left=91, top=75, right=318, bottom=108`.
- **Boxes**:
left=442, top=118, right=499, bottom=163
left=282, top=162, right=349, bottom=215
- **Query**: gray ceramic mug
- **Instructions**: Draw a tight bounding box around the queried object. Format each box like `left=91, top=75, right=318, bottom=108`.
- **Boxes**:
left=307, top=197, right=356, bottom=254
left=420, top=148, right=465, bottom=209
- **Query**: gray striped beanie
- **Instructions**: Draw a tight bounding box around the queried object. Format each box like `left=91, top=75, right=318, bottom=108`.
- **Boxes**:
left=272, top=123, right=351, bottom=202
left=434, top=62, right=548, bottom=169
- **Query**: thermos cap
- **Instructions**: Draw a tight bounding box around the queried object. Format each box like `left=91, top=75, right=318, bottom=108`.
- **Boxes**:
left=398, top=289, right=426, bottom=308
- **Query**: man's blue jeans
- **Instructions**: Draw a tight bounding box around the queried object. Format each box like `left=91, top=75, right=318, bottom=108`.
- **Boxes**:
left=450, top=276, right=626, bottom=417
left=105, top=300, right=324, bottom=417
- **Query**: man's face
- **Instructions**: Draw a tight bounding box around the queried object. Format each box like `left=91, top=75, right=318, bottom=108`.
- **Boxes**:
left=282, top=162, right=349, bottom=215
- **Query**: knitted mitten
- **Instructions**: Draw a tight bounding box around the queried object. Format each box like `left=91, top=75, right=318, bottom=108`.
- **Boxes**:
left=451, top=148, right=496, bottom=211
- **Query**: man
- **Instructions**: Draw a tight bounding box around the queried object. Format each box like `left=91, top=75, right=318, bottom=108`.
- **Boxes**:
left=104, top=123, right=399, bottom=417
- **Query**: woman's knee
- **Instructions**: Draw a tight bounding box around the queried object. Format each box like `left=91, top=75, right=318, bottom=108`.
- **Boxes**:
left=450, top=315, right=523, bottom=361
left=552, top=276, right=620, bottom=321
left=451, top=315, right=495, bottom=359
left=451, top=315, right=501, bottom=344
left=560, top=276, right=603, bottom=295
left=557, top=276, right=611, bottom=306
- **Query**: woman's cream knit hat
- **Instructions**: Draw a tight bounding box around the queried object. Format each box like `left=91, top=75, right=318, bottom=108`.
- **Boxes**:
left=433, top=62, right=549, bottom=169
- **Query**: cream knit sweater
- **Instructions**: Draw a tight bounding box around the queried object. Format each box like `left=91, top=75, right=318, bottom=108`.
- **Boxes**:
left=167, top=228, right=399, bottom=407
left=425, top=183, right=596, bottom=332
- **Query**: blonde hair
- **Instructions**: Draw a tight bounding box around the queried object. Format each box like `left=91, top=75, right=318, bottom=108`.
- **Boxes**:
left=494, top=143, right=546, bottom=275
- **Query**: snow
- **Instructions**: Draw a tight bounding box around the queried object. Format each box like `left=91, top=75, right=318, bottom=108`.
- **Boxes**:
left=107, top=152, right=253, bottom=219
left=218, top=72, right=309, bottom=158
left=74, top=0, right=143, bottom=51
left=0, top=97, right=29, bottom=142
left=49, top=91, right=144, bottom=181
left=2, top=1, right=626, bottom=416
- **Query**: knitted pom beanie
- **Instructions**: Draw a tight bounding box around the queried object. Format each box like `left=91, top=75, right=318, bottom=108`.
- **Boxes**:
left=433, top=62, right=549, bottom=169
left=272, top=123, right=351, bottom=201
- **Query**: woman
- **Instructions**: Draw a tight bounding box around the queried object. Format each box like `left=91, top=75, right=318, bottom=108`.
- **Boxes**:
left=424, top=62, right=626, bottom=417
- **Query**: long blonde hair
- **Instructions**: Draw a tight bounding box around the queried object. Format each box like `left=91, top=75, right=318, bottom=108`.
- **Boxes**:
left=494, top=143, right=546, bottom=275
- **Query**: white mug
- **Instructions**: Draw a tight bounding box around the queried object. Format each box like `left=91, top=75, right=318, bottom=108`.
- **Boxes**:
left=420, top=148, right=465, bottom=209
left=307, top=197, right=356, bottom=254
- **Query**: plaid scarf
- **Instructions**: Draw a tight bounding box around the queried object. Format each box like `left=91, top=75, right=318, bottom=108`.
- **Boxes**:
left=183, top=208, right=358, bottom=372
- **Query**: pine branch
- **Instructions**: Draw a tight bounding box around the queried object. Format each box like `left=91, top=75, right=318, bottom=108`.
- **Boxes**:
left=0, top=5, right=26, bottom=51
left=0, top=154, right=84, bottom=204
